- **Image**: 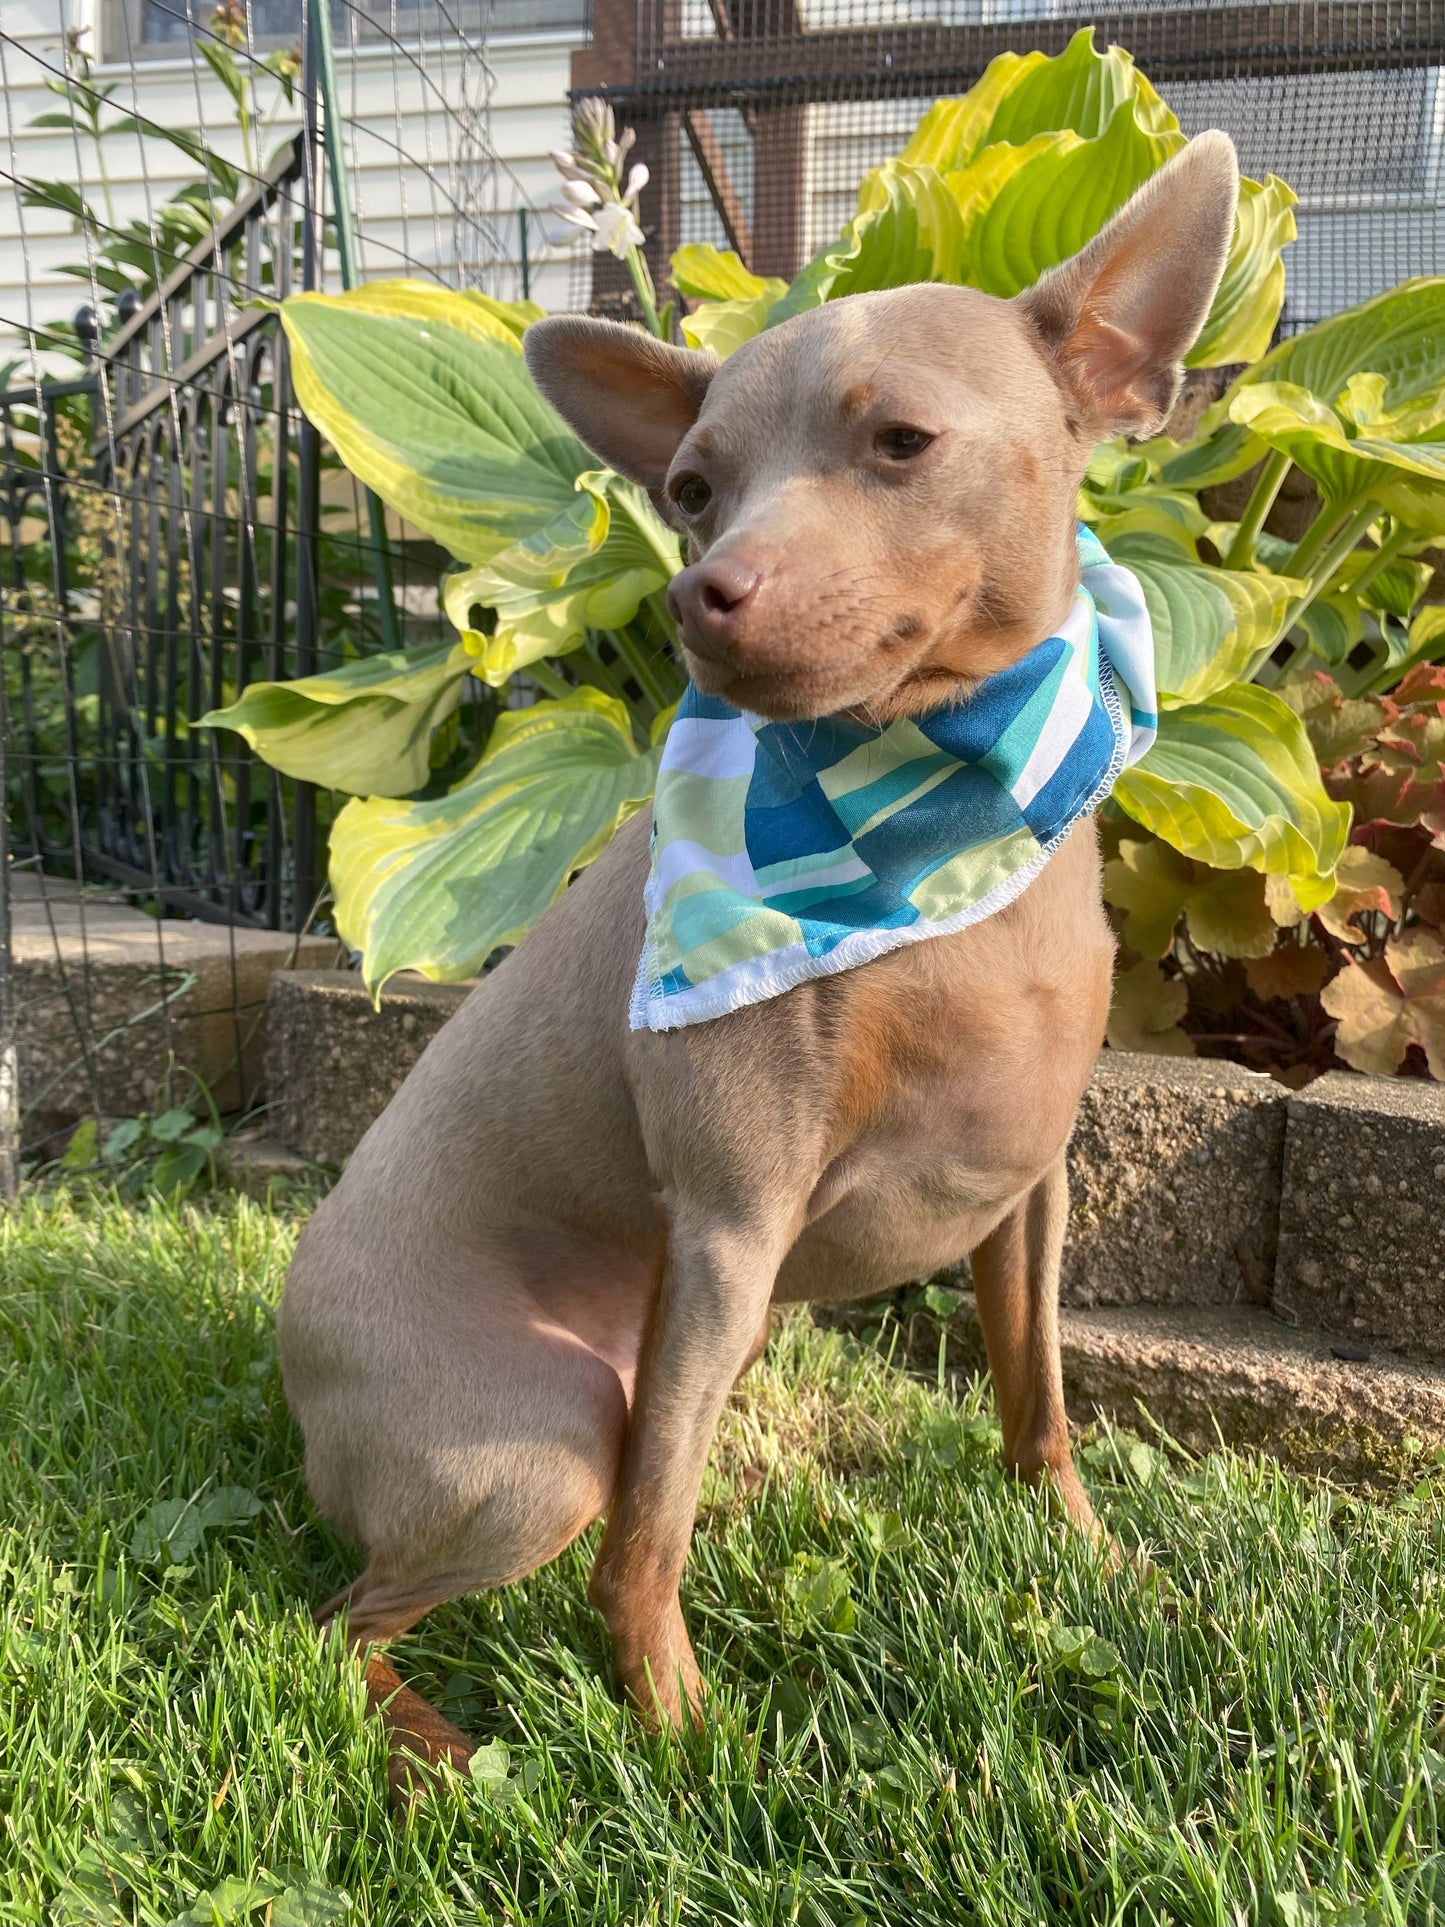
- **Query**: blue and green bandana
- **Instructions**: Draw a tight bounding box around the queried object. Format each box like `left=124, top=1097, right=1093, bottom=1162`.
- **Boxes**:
left=631, top=525, right=1156, bottom=1032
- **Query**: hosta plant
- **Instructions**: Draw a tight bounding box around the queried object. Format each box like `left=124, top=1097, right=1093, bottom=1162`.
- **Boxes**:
left=1104, top=660, right=1445, bottom=1081
left=204, top=41, right=1445, bottom=1076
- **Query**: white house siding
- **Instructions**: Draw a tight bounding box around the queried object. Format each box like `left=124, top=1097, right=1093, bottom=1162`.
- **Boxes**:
left=0, top=0, right=587, bottom=375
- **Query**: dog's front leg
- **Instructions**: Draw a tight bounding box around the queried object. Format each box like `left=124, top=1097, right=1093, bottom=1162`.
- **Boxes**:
left=590, top=1199, right=786, bottom=1727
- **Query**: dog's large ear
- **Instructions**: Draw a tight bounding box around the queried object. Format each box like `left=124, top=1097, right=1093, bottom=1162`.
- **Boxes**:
left=524, top=316, right=717, bottom=488
left=1016, top=130, right=1239, bottom=440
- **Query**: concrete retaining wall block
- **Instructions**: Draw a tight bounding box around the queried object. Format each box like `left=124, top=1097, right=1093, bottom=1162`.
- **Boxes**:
left=1275, top=1072, right=1445, bottom=1362
left=265, top=970, right=471, bottom=1165
left=1062, top=1054, right=1287, bottom=1310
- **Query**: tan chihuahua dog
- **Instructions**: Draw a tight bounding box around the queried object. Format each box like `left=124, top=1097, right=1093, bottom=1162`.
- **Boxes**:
left=279, top=132, right=1238, bottom=1798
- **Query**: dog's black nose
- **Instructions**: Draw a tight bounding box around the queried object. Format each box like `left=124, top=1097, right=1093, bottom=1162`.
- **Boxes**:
left=668, top=555, right=760, bottom=660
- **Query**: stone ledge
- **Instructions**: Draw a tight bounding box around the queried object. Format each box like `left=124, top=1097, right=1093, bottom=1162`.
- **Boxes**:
left=1274, top=1071, right=1445, bottom=1364
left=1062, top=1053, right=1286, bottom=1310
left=265, top=969, right=471, bottom=1166
left=1058, top=1301, right=1445, bottom=1480
left=818, top=1293, right=1445, bottom=1480
left=13, top=876, right=334, bottom=1149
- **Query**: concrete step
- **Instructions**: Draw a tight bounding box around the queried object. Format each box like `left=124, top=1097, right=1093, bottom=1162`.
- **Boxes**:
left=1056, top=1300, right=1445, bottom=1481
left=878, top=1294, right=1445, bottom=1481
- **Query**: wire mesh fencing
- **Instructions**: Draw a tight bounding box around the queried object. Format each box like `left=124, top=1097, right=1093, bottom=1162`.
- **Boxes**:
left=577, top=0, right=1445, bottom=333
left=0, top=0, right=584, bottom=1182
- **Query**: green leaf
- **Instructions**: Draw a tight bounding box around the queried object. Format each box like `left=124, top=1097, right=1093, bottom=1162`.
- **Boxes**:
left=201, top=640, right=474, bottom=797
left=680, top=289, right=778, bottom=360
left=1152, top=421, right=1266, bottom=493
left=151, top=1142, right=208, bottom=1194
left=900, top=30, right=1177, bottom=172
left=101, top=1118, right=145, bottom=1161
left=130, top=1498, right=203, bottom=1566
left=329, top=688, right=661, bottom=997
left=1103, top=536, right=1301, bottom=703
left=1239, top=276, right=1445, bottom=420
left=148, top=1107, right=196, bottom=1143
left=104, top=116, right=240, bottom=200
left=948, top=101, right=1181, bottom=301
left=975, top=28, right=1179, bottom=148
left=1113, top=682, right=1350, bottom=909
left=899, top=53, right=1048, bottom=172
left=444, top=475, right=679, bottom=683
left=862, top=1510, right=910, bottom=1556
left=195, top=1485, right=262, bottom=1531
left=280, top=282, right=584, bottom=565
left=782, top=1554, right=855, bottom=1634
left=270, top=1885, right=352, bottom=1927
left=1186, top=174, right=1297, bottom=368
left=61, top=1119, right=99, bottom=1169
left=468, top=1741, right=512, bottom=1790
left=1296, top=591, right=1366, bottom=668
left=769, top=160, right=969, bottom=322
left=670, top=245, right=785, bottom=306
left=1229, top=382, right=1445, bottom=533
left=197, top=38, right=246, bottom=111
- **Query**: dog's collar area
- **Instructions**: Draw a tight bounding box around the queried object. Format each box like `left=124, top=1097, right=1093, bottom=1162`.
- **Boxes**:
left=632, top=525, right=1157, bottom=1032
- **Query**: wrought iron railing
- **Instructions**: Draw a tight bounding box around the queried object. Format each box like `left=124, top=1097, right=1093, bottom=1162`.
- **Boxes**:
left=1, top=131, right=328, bottom=931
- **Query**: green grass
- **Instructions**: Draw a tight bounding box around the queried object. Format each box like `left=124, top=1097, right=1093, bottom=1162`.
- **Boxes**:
left=1, top=1188, right=1442, bottom=1927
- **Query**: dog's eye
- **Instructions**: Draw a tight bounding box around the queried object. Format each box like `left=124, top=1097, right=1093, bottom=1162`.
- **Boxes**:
left=672, top=475, right=712, bottom=517
left=875, top=425, right=933, bottom=461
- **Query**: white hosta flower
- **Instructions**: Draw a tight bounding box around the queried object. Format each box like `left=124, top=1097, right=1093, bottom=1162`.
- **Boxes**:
left=590, top=201, right=646, bottom=256
left=560, top=178, right=602, bottom=208
left=622, top=162, right=649, bottom=203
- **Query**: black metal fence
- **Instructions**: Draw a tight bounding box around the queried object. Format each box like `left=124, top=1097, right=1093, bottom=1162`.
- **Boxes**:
left=0, top=0, right=570, bottom=1175
left=3, top=133, right=324, bottom=932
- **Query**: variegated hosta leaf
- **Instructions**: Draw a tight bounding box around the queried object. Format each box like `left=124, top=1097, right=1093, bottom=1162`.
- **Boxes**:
left=1150, top=280, right=1445, bottom=499
left=1082, top=490, right=1209, bottom=550
left=774, top=97, right=1177, bottom=323
left=900, top=29, right=1177, bottom=174
left=1239, top=276, right=1445, bottom=422
left=1296, top=592, right=1366, bottom=668
left=681, top=289, right=778, bottom=360
left=444, top=473, right=681, bottom=684
left=281, top=282, right=586, bottom=565
left=1150, top=421, right=1267, bottom=493
left=670, top=245, right=786, bottom=305
left=199, top=640, right=473, bottom=797
left=330, top=688, right=661, bottom=996
left=1112, top=680, right=1350, bottom=910
left=769, top=161, right=969, bottom=322
left=1228, top=382, right=1445, bottom=534
left=950, top=104, right=1180, bottom=300
left=1101, top=533, right=1301, bottom=705
left=1185, top=174, right=1298, bottom=368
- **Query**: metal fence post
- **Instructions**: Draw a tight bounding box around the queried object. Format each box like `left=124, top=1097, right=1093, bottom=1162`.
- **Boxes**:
left=0, top=596, right=19, bottom=1201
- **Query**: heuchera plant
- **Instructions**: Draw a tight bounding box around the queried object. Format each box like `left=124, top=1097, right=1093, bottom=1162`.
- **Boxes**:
left=201, top=35, right=1445, bottom=1089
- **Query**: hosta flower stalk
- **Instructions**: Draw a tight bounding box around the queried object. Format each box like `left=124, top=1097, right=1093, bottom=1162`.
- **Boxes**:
left=551, top=97, right=664, bottom=338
